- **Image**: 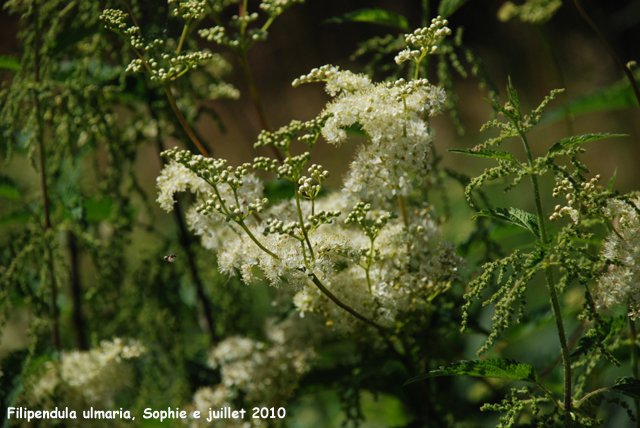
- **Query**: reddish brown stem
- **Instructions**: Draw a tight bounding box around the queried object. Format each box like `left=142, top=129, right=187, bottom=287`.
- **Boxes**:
left=164, top=83, right=212, bottom=157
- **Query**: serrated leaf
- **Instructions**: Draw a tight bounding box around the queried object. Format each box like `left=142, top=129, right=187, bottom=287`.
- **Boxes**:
left=548, top=133, right=627, bottom=154
left=325, top=8, right=409, bottom=30
left=0, top=175, right=20, bottom=200
left=612, top=377, right=640, bottom=401
left=570, top=336, right=596, bottom=359
left=405, top=359, right=538, bottom=386
left=438, top=0, right=470, bottom=18
left=473, top=207, right=540, bottom=238
left=0, top=55, right=19, bottom=72
left=544, top=77, right=640, bottom=123
left=448, top=148, right=520, bottom=165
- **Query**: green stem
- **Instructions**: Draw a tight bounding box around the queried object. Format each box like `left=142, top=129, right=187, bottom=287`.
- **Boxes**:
left=208, top=183, right=279, bottom=260
left=294, top=183, right=315, bottom=260
left=520, top=131, right=572, bottom=412
left=365, top=238, right=375, bottom=293
left=397, top=195, right=409, bottom=228
left=176, top=20, right=191, bottom=55
left=573, top=0, right=640, bottom=107
left=575, top=387, right=614, bottom=409
left=310, top=274, right=387, bottom=334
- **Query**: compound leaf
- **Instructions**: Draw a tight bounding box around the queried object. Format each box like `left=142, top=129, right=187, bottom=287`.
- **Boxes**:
left=448, top=148, right=519, bottom=165
left=405, top=359, right=538, bottom=386
left=325, top=8, right=409, bottom=30
left=548, top=133, right=626, bottom=154
left=611, top=377, right=640, bottom=401
left=473, top=207, right=540, bottom=238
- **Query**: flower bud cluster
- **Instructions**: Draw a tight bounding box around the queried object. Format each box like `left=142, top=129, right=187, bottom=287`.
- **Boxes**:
left=255, top=118, right=325, bottom=152
left=169, top=0, right=206, bottom=20
left=99, top=9, right=129, bottom=32
left=147, top=51, right=214, bottom=82
left=278, top=153, right=311, bottom=181
left=346, top=202, right=393, bottom=239
left=385, top=78, right=434, bottom=103
left=161, top=147, right=252, bottom=190
left=298, top=164, right=329, bottom=200
left=231, top=12, right=260, bottom=27
left=199, top=23, right=267, bottom=49
left=394, top=16, right=451, bottom=65
left=292, top=65, right=339, bottom=87
left=260, top=0, right=304, bottom=17
left=307, top=210, right=341, bottom=229
left=549, top=175, right=600, bottom=223
left=263, top=218, right=301, bottom=238
left=253, top=156, right=279, bottom=173
left=102, top=9, right=213, bottom=82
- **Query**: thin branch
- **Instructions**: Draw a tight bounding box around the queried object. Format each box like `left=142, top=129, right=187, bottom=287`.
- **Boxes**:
left=573, top=0, right=640, bottom=107
left=34, top=8, right=60, bottom=352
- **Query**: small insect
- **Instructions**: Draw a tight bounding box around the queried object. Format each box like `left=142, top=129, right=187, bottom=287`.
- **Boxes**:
left=164, top=254, right=177, bottom=262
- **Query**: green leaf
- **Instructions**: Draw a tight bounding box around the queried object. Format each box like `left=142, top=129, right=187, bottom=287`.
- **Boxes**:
left=448, top=148, right=520, bottom=165
left=264, top=179, right=295, bottom=202
left=611, top=377, right=640, bottom=401
left=0, top=175, right=20, bottom=200
left=438, top=0, right=471, bottom=18
left=0, top=209, right=30, bottom=226
left=0, top=55, right=19, bottom=72
left=570, top=336, right=596, bottom=359
left=345, top=123, right=368, bottom=139
left=325, top=8, right=409, bottom=30
left=83, top=197, right=114, bottom=222
left=404, top=359, right=538, bottom=386
left=473, top=207, right=540, bottom=238
left=547, top=133, right=627, bottom=154
left=544, top=77, right=640, bottom=123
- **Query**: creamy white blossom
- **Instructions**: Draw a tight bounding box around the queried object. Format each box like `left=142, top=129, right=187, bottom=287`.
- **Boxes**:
left=28, top=338, right=145, bottom=420
left=595, top=197, right=640, bottom=315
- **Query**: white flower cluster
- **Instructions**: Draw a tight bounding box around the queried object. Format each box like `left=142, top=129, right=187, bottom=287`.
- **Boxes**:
left=296, top=67, right=446, bottom=202
left=30, top=339, right=145, bottom=412
left=157, top=159, right=263, bottom=251
left=595, top=197, right=640, bottom=315
left=156, top=64, right=460, bottom=336
left=187, top=318, right=315, bottom=427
